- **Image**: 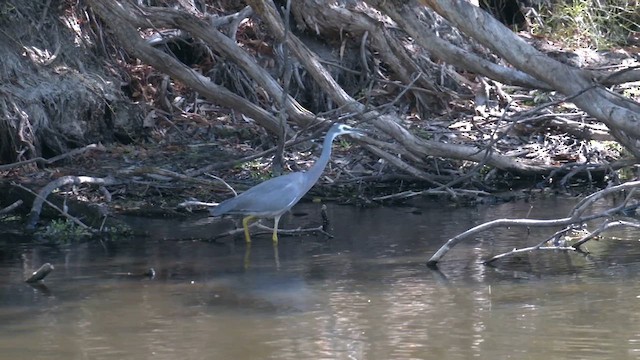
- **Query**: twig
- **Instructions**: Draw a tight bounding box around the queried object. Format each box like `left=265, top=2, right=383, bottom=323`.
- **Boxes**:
left=0, top=143, right=105, bottom=171
left=362, top=144, right=442, bottom=186
left=186, top=124, right=351, bottom=176
left=485, top=218, right=640, bottom=264
left=572, top=220, right=640, bottom=249
left=254, top=222, right=334, bottom=238
left=484, top=246, right=579, bottom=265
left=570, top=181, right=640, bottom=218
left=176, top=200, right=218, bottom=209
left=123, top=166, right=222, bottom=187
left=211, top=219, right=333, bottom=241
left=204, top=173, right=237, bottom=196
left=373, top=188, right=490, bottom=201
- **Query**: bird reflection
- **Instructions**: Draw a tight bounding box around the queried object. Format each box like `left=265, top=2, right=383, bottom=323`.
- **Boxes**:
left=243, top=243, right=280, bottom=270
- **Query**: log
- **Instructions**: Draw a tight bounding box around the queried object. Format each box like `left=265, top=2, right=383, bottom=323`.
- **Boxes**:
left=25, top=263, right=54, bottom=283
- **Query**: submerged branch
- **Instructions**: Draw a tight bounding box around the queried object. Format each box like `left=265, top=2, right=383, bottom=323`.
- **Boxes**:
left=427, top=181, right=640, bottom=267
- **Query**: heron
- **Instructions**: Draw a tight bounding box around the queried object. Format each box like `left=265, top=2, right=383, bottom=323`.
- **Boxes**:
left=210, top=123, right=365, bottom=244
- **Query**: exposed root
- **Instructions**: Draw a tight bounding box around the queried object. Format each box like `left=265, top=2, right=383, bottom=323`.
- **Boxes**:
left=21, top=176, right=122, bottom=229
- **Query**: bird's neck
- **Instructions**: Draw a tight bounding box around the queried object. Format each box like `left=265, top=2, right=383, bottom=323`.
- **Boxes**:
left=304, top=133, right=338, bottom=188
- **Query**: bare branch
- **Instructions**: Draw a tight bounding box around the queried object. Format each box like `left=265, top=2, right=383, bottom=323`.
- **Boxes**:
left=427, top=181, right=640, bottom=266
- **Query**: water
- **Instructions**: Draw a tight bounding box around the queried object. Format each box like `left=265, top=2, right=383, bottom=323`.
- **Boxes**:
left=2, top=197, right=640, bottom=359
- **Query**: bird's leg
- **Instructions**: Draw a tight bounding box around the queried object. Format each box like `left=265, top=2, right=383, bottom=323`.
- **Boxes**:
left=242, top=215, right=255, bottom=243
left=244, top=243, right=251, bottom=270
left=272, top=215, right=281, bottom=244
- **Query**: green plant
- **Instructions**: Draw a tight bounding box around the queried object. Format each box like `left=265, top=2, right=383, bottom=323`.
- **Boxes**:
left=337, top=138, right=354, bottom=149
left=37, top=218, right=91, bottom=242
left=535, top=0, right=640, bottom=49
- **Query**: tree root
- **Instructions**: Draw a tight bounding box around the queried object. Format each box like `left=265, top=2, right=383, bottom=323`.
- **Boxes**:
left=22, top=175, right=122, bottom=229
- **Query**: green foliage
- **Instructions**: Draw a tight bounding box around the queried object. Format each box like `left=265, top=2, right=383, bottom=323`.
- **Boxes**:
left=36, top=218, right=133, bottom=243
left=534, top=0, right=640, bottom=49
left=337, top=138, right=354, bottom=149
left=37, top=219, right=92, bottom=243
left=100, top=223, right=134, bottom=240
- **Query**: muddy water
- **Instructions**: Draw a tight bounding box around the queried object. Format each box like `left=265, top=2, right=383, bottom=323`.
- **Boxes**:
left=2, top=197, right=640, bottom=359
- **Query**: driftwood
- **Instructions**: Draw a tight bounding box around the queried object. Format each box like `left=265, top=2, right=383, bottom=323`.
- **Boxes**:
left=427, top=180, right=640, bottom=267
left=25, top=263, right=54, bottom=283
left=483, top=219, right=640, bottom=265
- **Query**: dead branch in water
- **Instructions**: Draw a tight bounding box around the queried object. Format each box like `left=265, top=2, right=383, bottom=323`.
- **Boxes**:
left=211, top=219, right=333, bottom=242
left=427, top=180, right=640, bottom=267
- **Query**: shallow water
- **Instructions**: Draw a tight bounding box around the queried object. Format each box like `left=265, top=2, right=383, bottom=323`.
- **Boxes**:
left=2, top=197, right=640, bottom=359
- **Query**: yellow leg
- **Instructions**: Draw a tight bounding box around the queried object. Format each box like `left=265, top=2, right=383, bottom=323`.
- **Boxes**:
left=272, top=215, right=281, bottom=244
left=242, top=215, right=255, bottom=243
left=244, top=243, right=251, bottom=270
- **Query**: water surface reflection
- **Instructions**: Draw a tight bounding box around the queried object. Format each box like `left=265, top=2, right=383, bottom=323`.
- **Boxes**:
left=2, top=197, right=640, bottom=359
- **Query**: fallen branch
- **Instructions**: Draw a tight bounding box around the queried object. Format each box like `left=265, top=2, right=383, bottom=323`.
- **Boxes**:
left=484, top=218, right=640, bottom=264
left=211, top=219, right=333, bottom=241
left=22, top=175, right=122, bottom=229
left=427, top=180, right=640, bottom=267
left=176, top=200, right=217, bottom=209
left=572, top=220, right=640, bottom=249
left=483, top=245, right=580, bottom=265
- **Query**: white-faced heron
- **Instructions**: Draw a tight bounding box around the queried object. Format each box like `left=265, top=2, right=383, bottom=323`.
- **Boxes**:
left=210, top=123, right=364, bottom=243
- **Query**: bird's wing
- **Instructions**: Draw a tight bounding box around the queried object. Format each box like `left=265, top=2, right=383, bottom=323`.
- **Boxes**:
left=211, top=172, right=306, bottom=216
